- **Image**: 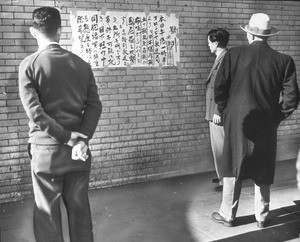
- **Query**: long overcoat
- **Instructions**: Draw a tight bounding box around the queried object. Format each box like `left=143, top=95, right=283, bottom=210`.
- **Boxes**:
left=214, top=41, right=299, bottom=184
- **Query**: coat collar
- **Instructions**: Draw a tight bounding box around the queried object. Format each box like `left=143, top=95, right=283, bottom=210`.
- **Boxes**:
left=250, top=41, right=269, bottom=47
left=215, top=48, right=227, bottom=63
left=38, top=42, right=60, bottom=51
left=206, top=48, right=228, bottom=83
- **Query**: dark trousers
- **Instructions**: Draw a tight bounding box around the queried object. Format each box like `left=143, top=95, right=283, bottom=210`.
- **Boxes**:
left=30, top=144, right=93, bottom=242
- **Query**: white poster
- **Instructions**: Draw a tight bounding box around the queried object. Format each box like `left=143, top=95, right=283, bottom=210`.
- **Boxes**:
left=70, top=10, right=180, bottom=68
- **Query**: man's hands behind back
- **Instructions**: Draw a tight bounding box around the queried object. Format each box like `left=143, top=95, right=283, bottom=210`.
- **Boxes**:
left=67, top=132, right=87, bottom=147
left=67, top=132, right=89, bottom=161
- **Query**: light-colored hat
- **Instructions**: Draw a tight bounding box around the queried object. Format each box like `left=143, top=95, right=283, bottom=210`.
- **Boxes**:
left=240, top=13, right=279, bottom=37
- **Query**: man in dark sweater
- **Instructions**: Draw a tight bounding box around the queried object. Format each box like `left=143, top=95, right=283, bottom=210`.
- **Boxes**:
left=18, top=7, right=102, bottom=242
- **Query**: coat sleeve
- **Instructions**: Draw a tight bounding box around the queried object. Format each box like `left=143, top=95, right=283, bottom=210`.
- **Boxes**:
left=296, top=149, right=300, bottom=190
left=214, top=51, right=231, bottom=115
left=78, top=66, right=102, bottom=144
left=18, top=58, right=71, bottom=143
left=214, top=105, right=221, bottom=116
left=278, top=57, right=300, bottom=121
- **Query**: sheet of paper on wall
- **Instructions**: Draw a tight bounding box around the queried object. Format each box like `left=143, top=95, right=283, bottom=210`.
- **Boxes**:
left=70, top=10, right=180, bottom=69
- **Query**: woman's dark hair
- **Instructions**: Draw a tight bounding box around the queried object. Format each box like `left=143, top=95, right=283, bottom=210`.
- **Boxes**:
left=32, top=7, right=61, bottom=37
left=207, top=28, right=230, bottom=48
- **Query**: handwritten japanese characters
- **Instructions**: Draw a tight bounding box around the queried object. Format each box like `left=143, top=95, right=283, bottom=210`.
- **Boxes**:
left=70, top=11, right=180, bottom=68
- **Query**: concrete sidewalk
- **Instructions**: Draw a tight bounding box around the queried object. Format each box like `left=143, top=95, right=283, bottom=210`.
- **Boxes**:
left=1, top=159, right=300, bottom=242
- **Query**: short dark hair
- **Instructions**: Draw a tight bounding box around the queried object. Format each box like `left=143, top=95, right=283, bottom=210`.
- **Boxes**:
left=207, top=28, right=230, bottom=48
left=32, top=7, right=61, bottom=37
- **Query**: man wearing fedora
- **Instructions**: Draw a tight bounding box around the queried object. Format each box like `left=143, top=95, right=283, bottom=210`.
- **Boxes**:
left=211, top=13, right=299, bottom=228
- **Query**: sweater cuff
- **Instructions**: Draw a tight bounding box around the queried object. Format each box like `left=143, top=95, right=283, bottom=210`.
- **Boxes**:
left=78, top=137, right=89, bottom=145
left=61, top=130, right=72, bottom=144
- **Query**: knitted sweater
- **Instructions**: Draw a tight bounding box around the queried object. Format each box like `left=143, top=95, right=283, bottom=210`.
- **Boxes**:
left=19, top=44, right=102, bottom=145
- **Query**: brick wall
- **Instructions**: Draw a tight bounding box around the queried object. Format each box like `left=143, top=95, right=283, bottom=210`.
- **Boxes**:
left=0, top=0, right=299, bottom=203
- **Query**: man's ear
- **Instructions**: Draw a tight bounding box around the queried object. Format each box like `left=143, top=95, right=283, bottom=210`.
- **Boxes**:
left=29, top=27, right=37, bottom=38
left=56, top=27, right=61, bottom=40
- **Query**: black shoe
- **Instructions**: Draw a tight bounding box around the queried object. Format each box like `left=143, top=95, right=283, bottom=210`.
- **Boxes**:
left=213, top=185, right=223, bottom=192
left=211, top=212, right=233, bottom=227
left=257, top=220, right=270, bottom=228
left=212, top=178, right=219, bottom=183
